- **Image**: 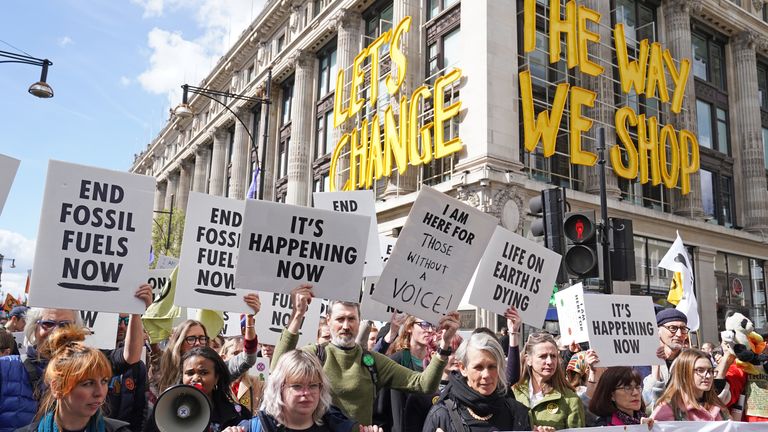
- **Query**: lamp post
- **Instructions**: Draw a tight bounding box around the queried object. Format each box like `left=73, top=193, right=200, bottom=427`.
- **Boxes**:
left=0, top=50, right=54, bottom=98
left=153, top=195, right=174, bottom=255
left=0, top=254, right=17, bottom=289
left=174, top=69, right=272, bottom=199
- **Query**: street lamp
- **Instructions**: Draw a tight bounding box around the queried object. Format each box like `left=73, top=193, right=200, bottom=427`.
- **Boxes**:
left=0, top=254, right=17, bottom=289
left=0, top=50, right=54, bottom=98
left=174, top=69, right=272, bottom=199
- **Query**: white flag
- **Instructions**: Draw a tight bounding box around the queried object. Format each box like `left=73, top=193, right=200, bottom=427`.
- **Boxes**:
left=658, top=231, right=699, bottom=331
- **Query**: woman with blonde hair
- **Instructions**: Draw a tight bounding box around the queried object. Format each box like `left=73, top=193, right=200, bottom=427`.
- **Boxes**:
left=16, top=326, right=130, bottom=431
left=510, top=332, right=584, bottom=430
left=651, top=349, right=729, bottom=421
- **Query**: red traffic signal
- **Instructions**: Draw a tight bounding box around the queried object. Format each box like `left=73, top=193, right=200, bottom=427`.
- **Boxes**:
left=563, top=211, right=599, bottom=278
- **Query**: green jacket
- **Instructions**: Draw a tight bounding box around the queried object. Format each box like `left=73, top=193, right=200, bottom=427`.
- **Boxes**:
left=511, top=379, right=585, bottom=430
left=272, top=329, right=446, bottom=425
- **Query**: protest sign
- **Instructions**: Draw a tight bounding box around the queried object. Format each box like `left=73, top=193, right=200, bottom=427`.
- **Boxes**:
left=468, top=226, right=561, bottom=328
left=583, top=293, right=663, bottom=367
left=80, top=310, right=119, bottom=349
left=29, top=160, right=154, bottom=314
left=555, top=283, right=588, bottom=346
left=156, top=255, right=179, bottom=270
left=174, top=192, right=253, bottom=313
left=0, top=153, right=20, bottom=216
left=313, top=190, right=382, bottom=277
left=147, top=268, right=173, bottom=301
left=359, top=236, right=401, bottom=322
left=254, top=292, right=323, bottom=347
left=247, top=357, right=270, bottom=382
left=236, top=200, right=369, bottom=302
left=221, top=311, right=243, bottom=337
left=561, top=421, right=763, bottom=432
left=371, top=186, right=497, bottom=323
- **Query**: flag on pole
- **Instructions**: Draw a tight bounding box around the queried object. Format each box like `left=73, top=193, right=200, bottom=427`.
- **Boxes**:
left=247, top=167, right=259, bottom=199
left=667, top=272, right=684, bottom=305
left=658, top=231, right=699, bottom=331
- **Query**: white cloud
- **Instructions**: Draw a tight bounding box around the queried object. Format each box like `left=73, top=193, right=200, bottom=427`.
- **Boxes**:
left=131, top=0, right=170, bottom=18
left=58, top=36, right=74, bottom=47
left=0, top=230, right=35, bottom=297
left=120, top=76, right=132, bottom=86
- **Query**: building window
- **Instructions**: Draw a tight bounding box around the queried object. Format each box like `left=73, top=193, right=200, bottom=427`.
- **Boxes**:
left=715, top=252, right=767, bottom=331
left=277, top=137, right=289, bottom=179
left=700, top=169, right=735, bottom=226
left=277, top=33, right=286, bottom=54
left=427, top=0, right=459, bottom=21
left=692, top=28, right=726, bottom=90
left=317, top=42, right=337, bottom=98
left=763, top=127, right=768, bottom=171
left=758, top=62, right=768, bottom=110
left=315, top=111, right=333, bottom=158
left=695, top=99, right=730, bottom=155
left=281, top=79, right=294, bottom=126
left=225, top=126, right=235, bottom=197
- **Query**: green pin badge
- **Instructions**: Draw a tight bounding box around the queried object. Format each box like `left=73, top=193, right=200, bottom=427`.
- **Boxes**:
left=363, top=353, right=375, bottom=367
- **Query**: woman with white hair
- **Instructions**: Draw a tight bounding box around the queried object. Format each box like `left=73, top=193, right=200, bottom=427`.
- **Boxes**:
left=224, top=350, right=381, bottom=432
left=422, top=333, right=531, bottom=432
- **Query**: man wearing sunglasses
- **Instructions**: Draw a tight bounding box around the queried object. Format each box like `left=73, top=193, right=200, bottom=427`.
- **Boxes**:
left=0, top=284, right=153, bottom=432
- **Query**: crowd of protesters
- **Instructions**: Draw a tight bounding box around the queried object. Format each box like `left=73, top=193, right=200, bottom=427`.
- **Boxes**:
left=0, top=281, right=765, bottom=432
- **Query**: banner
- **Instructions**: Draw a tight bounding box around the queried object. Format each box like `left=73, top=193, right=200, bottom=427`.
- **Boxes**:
left=554, top=283, right=588, bottom=346
left=562, top=421, right=765, bottom=432
left=583, top=293, right=663, bottom=367
left=236, top=200, right=369, bottom=302
left=371, top=186, right=497, bottom=323
left=29, top=160, right=154, bottom=314
left=360, top=236, right=401, bottom=322
left=174, top=192, right=252, bottom=313
left=254, top=292, right=323, bottom=347
left=468, top=225, right=561, bottom=328
left=156, top=255, right=179, bottom=270
left=0, top=153, right=20, bottom=216
left=80, top=310, right=119, bottom=349
left=313, top=190, right=383, bottom=277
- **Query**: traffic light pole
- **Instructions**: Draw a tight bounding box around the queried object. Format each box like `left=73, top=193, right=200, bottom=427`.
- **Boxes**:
left=598, top=128, right=612, bottom=294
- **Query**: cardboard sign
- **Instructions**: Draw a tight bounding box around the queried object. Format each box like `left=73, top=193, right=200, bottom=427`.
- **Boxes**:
left=371, top=186, right=497, bottom=323
left=359, top=236, right=401, bottom=322
left=555, top=283, right=589, bottom=346
left=174, top=192, right=252, bottom=313
left=80, top=310, right=119, bottom=349
left=468, top=226, right=561, bottom=328
left=0, top=154, right=20, bottom=216
left=29, top=160, right=154, bottom=314
left=583, top=294, right=663, bottom=367
left=313, top=190, right=382, bottom=277
left=147, top=268, right=173, bottom=301
left=156, top=255, right=179, bottom=270
left=221, top=311, right=243, bottom=337
left=247, top=356, right=270, bottom=382
left=254, top=292, right=323, bottom=347
left=236, top=200, right=369, bottom=302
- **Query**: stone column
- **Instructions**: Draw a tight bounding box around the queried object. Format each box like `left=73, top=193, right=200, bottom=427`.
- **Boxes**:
left=730, top=31, right=768, bottom=234
left=663, top=0, right=704, bottom=218
left=154, top=181, right=167, bottom=211
left=696, top=247, right=718, bottom=344
left=192, top=144, right=211, bottom=193
left=164, top=170, right=179, bottom=210
left=582, top=0, right=621, bottom=198
left=261, top=83, right=281, bottom=201
left=229, top=108, right=254, bottom=199
left=287, top=51, right=315, bottom=206
left=330, top=9, right=362, bottom=191
left=177, top=159, right=192, bottom=211
left=209, top=128, right=229, bottom=197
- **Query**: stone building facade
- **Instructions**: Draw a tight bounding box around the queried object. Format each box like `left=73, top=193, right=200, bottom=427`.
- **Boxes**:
left=130, top=0, right=768, bottom=343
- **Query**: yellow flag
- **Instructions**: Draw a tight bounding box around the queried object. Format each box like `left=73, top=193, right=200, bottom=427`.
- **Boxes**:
left=142, top=266, right=181, bottom=343
left=667, top=271, right=683, bottom=305
left=196, top=309, right=225, bottom=338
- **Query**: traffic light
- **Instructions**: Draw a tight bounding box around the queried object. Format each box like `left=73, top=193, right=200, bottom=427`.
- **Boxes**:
left=529, top=188, right=567, bottom=283
left=563, top=211, right=599, bottom=279
left=609, top=217, right=636, bottom=281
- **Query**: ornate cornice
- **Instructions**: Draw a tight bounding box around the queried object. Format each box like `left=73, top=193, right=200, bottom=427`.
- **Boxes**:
left=753, top=0, right=764, bottom=12
left=732, top=30, right=768, bottom=52
left=288, top=49, right=314, bottom=69
left=664, top=0, right=703, bottom=14
left=328, top=9, right=361, bottom=31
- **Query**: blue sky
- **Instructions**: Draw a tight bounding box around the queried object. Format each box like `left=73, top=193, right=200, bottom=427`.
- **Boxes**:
left=0, top=0, right=264, bottom=296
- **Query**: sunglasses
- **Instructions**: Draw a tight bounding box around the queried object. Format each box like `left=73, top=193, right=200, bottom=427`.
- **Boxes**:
left=36, top=320, right=74, bottom=331
left=117, top=317, right=130, bottom=326
left=414, top=321, right=436, bottom=331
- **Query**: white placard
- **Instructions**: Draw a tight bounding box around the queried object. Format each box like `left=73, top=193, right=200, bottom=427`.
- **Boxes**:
left=80, top=310, right=119, bottom=349
left=174, top=192, right=252, bottom=313
left=221, top=311, right=243, bottom=337
left=0, top=154, right=20, bottom=215
left=359, top=236, right=401, bottom=322
left=236, top=200, right=369, bottom=302
left=29, top=160, right=154, bottom=314
left=371, top=186, right=497, bottom=323
left=147, top=268, right=173, bottom=301
left=247, top=356, right=270, bottom=382
left=254, top=292, right=323, bottom=347
left=554, top=283, right=588, bottom=346
left=156, top=255, right=179, bottom=269
left=583, top=294, right=663, bottom=367
left=313, top=190, right=382, bottom=277
left=468, top=225, right=561, bottom=328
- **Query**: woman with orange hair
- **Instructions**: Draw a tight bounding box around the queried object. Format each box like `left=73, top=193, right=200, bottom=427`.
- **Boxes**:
left=16, top=326, right=131, bottom=432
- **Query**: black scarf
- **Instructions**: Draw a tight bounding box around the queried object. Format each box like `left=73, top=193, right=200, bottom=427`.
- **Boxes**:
left=442, top=371, right=507, bottom=416
left=613, top=409, right=642, bottom=425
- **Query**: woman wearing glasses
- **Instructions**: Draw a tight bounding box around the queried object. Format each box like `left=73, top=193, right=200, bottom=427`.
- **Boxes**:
left=0, top=285, right=152, bottom=432
left=650, top=349, right=730, bottom=421
left=224, top=350, right=380, bottom=432
left=510, top=332, right=585, bottom=430
left=589, top=367, right=650, bottom=426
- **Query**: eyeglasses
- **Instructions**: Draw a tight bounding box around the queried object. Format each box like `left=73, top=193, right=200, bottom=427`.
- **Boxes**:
left=36, top=320, right=74, bottom=331
left=284, top=383, right=322, bottom=394
left=183, top=335, right=210, bottom=345
left=117, top=317, right=130, bottom=326
left=694, top=367, right=715, bottom=378
left=661, top=325, right=690, bottom=335
left=614, top=384, right=642, bottom=393
left=414, top=321, right=436, bottom=331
